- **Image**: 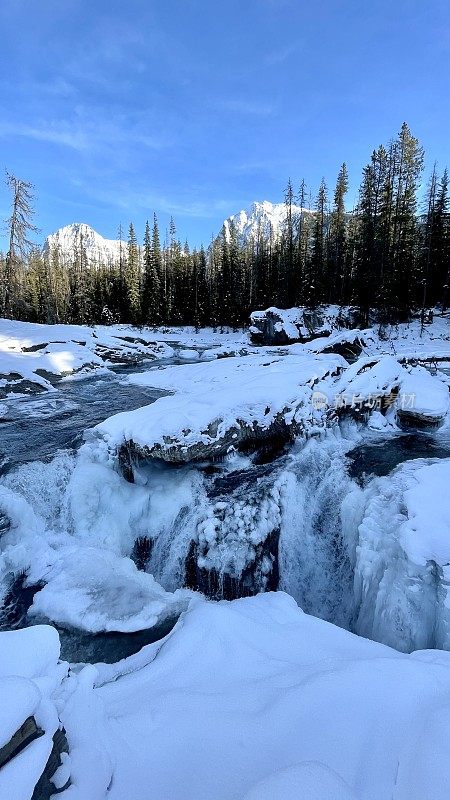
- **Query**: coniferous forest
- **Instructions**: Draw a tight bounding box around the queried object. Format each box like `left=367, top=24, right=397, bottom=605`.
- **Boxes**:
left=1, top=122, right=449, bottom=329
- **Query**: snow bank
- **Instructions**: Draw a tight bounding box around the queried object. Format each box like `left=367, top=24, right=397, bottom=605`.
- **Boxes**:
left=0, top=625, right=61, bottom=678
left=61, top=593, right=450, bottom=800
left=250, top=305, right=450, bottom=361
left=244, top=763, right=357, bottom=800
left=0, top=676, right=41, bottom=748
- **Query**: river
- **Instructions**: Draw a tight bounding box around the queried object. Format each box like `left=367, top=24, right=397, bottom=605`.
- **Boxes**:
left=1, top=356, right=450, bottom=662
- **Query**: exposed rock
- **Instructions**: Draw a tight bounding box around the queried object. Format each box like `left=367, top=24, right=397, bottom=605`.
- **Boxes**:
left=0, top=717, right=69, bottom=800
left=0, top=571, right=46, bottom=630
left=0, top=715, right=43, bottom=771
left=116, top=408, right=308, bottom=466
left=31, top=728, right=70, bottom=800
left=249, top=307, right=305, bottom=345
left=185, top=462, right=283, bottom=600
left=396, top=408, right=446, bottom=430
left=131, top=536, right=154, bottom=572
left=0, top=375, right=48, bottom=399
left=0, top=511, right=10, bottom=536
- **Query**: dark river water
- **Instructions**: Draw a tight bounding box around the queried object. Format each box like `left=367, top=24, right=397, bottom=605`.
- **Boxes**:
left=0, top=363, right=171, bottom=475
left=348, top=428, right=450, bottom=481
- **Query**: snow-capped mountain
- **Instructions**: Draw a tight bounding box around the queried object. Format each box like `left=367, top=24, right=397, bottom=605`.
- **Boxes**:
left=44, top=201, right=314, bottom=263
left=43, top=223, right=124, bottom=265
left=223, top=200, right=313, bottom=244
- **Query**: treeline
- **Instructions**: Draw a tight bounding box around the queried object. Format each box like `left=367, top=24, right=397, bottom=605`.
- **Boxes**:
left=1, top=122, right=449, bottom=328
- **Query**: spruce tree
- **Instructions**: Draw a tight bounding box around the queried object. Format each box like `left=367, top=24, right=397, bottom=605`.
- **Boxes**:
left=307, top=179, right=328, bottom=307
left=295, top=179, right=309, bottom=304
left=125, top=223, right=141, bottom=323
left=433, top=169, right=450, bottom=309
left=328, top=163, right=348, bottom=303
left=283, top=178, right=295, bottom=304
left=389, top=123, right=424, bottom=318
left=142, top=220, right=160, bottom=324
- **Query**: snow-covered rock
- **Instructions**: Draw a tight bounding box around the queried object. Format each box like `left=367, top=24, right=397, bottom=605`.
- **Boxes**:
left=322, top=355, right=449, bottom=427
left=43, top=223, right=123, bottom=266
left=397, top=366, right=450, bottom=427
left=30, top=547, right=190, bottom=634
left=92, top=352, right=345, bottom=464
left=249, top=304, right=364, bottom=347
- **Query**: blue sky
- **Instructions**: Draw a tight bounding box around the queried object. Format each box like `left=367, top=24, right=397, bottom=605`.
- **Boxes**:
left=0, top=0, right=449, bottom=249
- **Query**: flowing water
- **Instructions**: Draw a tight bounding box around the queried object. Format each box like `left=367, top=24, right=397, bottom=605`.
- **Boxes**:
left=2, top=357, right=450, bottom=661
left=0, top=367, right=168, bottom=475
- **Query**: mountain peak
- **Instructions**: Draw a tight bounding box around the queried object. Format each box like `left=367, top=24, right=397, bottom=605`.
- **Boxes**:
left=43, top=223, right=123, bottom=264
left=223, top=200, right=312, bottom=244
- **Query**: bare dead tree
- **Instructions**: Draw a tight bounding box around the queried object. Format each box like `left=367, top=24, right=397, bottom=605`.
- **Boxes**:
left=3, top=170, right=39, bottom=316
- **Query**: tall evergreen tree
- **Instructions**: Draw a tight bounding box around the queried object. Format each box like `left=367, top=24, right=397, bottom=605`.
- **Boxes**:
left=142, top=220, right=160, bottom=324
left=283, top=178, right=295, bottom=304
left=328, top=163, right=348, bottom=303
left=295, top=179, right=309, bottom=304
left=125, top=223, right=141, bottom=323
left=307, top=178, right=328, bottom=307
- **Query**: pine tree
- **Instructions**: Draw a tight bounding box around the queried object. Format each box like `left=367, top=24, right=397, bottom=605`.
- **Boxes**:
left=328, top=163, right=348, bottom=303
left=388, top=123, right=424, bottom=318
left=307, top=179, right=328, bottom=307
left=125, top=223, right=141, bottom=323
left=419, top=164, right=438, bottom=315
left=433, top=169, right=450, bottom=309
left=142, top=220, right=160, bottom=324
left=283, top=178, right=295, bottom=304
left=295, top=179, right=309, bottom=304
left=353, top=145, right=390, bottom=323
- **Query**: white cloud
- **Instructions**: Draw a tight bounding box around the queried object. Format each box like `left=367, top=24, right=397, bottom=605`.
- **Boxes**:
left=0, top=112, right=173, bottom=155
left=0, top=122, right=88, bottom=151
